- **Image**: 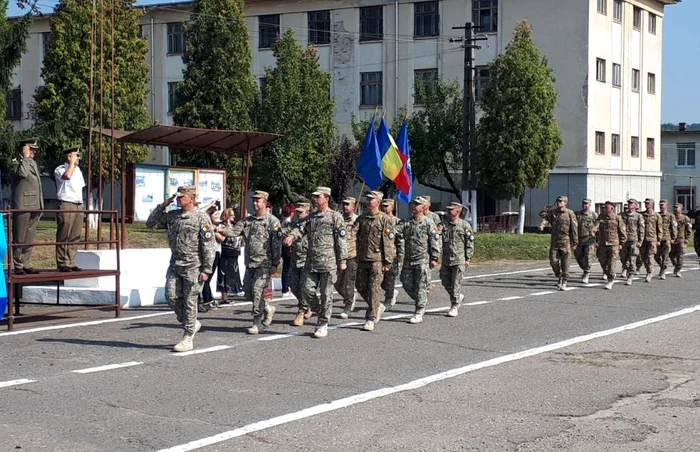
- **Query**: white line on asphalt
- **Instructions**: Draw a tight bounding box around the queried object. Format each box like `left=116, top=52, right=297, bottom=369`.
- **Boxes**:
left=157, top=303, right=700, bottom=452
left=461, top=267, right=551, bottom=280
left=464, top=301, right=492, bottom=306
left=529, top=291, right=555, bottom=296
left=0, top=378, right=37, bottom=388
left=498, top=296, right=522, bottom=301
left=71, top=362, right=143, bottom=374
left=171, top=345, right=232, bottom=356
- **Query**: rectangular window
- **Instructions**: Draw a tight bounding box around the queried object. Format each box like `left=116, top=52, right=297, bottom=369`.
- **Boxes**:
left=476, top=66, right=491, bottom=101
left=308, top=10, right=330, bottom=45
left=647, top=72, right=656, bottom=94
left=646, top=137, right=655, bottom=159
left=597, top=0, right=607, bottom=15
left=472, top=0, right=498, bottom=32
left=41, top=32, right=52, bottom=61
left=648, top=13, right=657, bottom=34
left=167, top=82, right=179, bottom=114
left=596, top=58, right=606, bottom=82
left=414, top=1, right=439, bottom=38
left=631, top=136, right=639, bottom=157
left=360, top=6, right=383, bottom=42
left=632, top=69, right=640, bottom=92
left=166, top=23, right=186, bottom=54
left=611, top=133, right=620, bottom=156
left=612, top=63, right=621, bottom=87
left=259, top=77, right=268, bottom=100
left=360, top=71, right=382, bottom=106
left=259, top=14, right=280, bottom=49
left=677, top=143, right=696, bottom=167
left=414, top=68, right=438, bottom=104
left=675, top=187, right=695, bottom=211
left=595, top=131, right=605, bottom=155
left=5, top=87, right=21, bottom=120
left=613, top=0, right=623, bottom=21
left=633, top=6, right=642, bottom=30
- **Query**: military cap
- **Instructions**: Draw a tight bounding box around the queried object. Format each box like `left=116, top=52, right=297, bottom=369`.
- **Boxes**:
left=311, top=186, right=332, bottom=197
left=582, top=198, right=592, bottom=204
left=342, top=197, right=356, bottom=205
left=252, top=190, right=269, bottom=200
left=446, top=201, right=464, bottom=210
left=604, top=200, right=616, bottom=206
left=644, top=198, right=655, bottom=204
left=627, top=198, right=638, bottom=204
left=365, top=190, right=384, bottom=201
left=423, top=195, right=432, bottom=202
left=381, top=199, right=395, bottom=207
left=673, top=203, right=684, bottom=210
left=295, top=202, right=310, bottom=212
left=659, top=199, right=669, bottom=204
left=556, top=195, right=568, bottom=203
left=412, top=196, right=429, bottom=206
left=19, top=137, right=39, bottom=149
left=175, top=185, right=197, bottom=198
left=63, top=146, right=81, bottom=154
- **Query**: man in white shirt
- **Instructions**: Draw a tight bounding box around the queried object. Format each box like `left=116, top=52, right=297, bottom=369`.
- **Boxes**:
left=54, top=146, right=86, bottom=272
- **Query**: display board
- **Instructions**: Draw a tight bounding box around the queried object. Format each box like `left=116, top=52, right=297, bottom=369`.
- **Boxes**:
left=133, top=166, right=167, bottom=221
left=198, top=170, right=226, bottom=208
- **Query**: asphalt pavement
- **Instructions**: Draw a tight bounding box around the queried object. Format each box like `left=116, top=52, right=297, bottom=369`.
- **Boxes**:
left=1, top=256, right=699, bottom=452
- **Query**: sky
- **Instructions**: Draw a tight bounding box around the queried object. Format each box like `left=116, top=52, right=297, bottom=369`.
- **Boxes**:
left=7, top=0, right=699, bottom=124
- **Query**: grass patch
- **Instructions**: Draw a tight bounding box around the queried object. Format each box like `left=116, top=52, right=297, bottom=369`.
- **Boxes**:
left=474, top=232, right=551, bottom=261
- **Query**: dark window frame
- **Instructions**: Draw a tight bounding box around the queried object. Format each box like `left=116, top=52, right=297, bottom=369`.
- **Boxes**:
left=360, top=6, right=383, bottom=42
left=646, top=137, right=655, bottom=159
left=632, top=69, right=640, bottom=92
left=633, top=6, right=642, bottom=30
left=611, top=133, right=620, bottom=156
left=472, top=0, right=498, bottom=33
left=677, top=143, right=696, bottom=167
left=597, top=0, right=607, bottom=15
left=613, top=0, right=623, bottom=21
left=414, top=1, right=439, bottom=38
left=167, top=81, right=179, bottom=114
left=166, top=22, right=186, bottom=55
left=648, top=13, right=657, bottom=34
left=414, top=68, right=438, bottom=104
left=596, top=58, right=606, bottom=83
left=612, top=63, right=622, bottom=87
left=631, top=136, right=640, bottom=157
left=5, top=87, right=21, bottom=120
left=476, top=66, right=491, bottom=101
left=259, top=14, right=281, bottom=49
left=360, top=71, right=383, bottom=106
left=308, top=10, right=331, bottom=45
left=595, top=131, right=605, bottom=155
left=647, top=72, right=656, bottom=94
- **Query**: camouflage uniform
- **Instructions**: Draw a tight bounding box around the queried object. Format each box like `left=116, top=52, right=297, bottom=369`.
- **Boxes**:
left=440, top=215, right=475, bottom=309
left=539, top=201, right=579, bottom=282
left=289, top=209, right=347, bottom=326
left=146, top=203, right=216, bottom=334
left=284, top=211, right=313, bottom=313
left=574, top=210, right=598, bottom=274
left=380, top=214, right=405, bottom=304
left=620, top=209, right=644, bottom=275
left=654, top=210, right=678, bottom=274
left=670, top=211, right=692, bottom=274
left=638, top=209, right=662, bottom=275
left=334, top=211, right=359, bottom=310
left=596, top=211, right=626, bottom=282
left=400, top=214, right=440, bottom=314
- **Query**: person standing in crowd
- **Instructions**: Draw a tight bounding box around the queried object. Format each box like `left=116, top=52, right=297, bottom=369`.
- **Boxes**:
left=199, top=205, right=221, bottom=312
left=284, top=187, right=347, bottom=338
left=214, top=208, right=244, bottom=305
left=54, top=146, right=86, bottom=272
left=335, top=197, right=359, bottom=320
left=574, top=198, right=598, bottom=284
left=619, top=198, right=644, bottom=285
left=596, top=201, right=626, bottom=290
left=355, top=191, right=396, bottom=332
left=638, top=198, right=662, bottom=283
left=654, top=199, right=677, bottom=280
left=221, top=191, right=281, bottom=335
left=539, top=196, right=578, bottom=290
left=280, top=204, right=295, bottom=298
left=147, top=186, right=215, bottom=352
left=9, top=137, right=43, bottom=274
left=380, top=199, right=404, bottom=309
left=670, top=203, right=692, bottom=277
left=285, top=202, right=315, bottom=326
left=440, top=202, right=475, bottom=317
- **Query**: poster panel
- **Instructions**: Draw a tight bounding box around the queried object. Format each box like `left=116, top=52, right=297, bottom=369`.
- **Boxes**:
left=134, top=166, right=167, bottom=221
left=167, top=168, right=197, bottom=211
left=198, top=170, right=226, bottom=210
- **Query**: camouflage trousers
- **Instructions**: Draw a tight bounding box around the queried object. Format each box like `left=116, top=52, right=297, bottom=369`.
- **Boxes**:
left=669, top=243, right=685, bottom=273
left=653, top=240, right=671, bottom=271
left=356, top=261, right=385, bottom=321
left=637, top=241, right=657, bottom=274
left=243, top=267, right=271, bottom=327
left=620, top=242, right=639, bottom=273
left=574, top=244, right=594, bottom=273
left=400, top=263, right=431, bottom=310
left=380, top=261, right=400, bottom=302
left=165, top=266, right=200, bottom=334
left=549, top=246, right=571, bottom=280
left=439, top=265, right=464, bottom=307
left=303, top=269, right=337, bottom=326
left=596, top=245, right=618, bottom=281
left=334, top=257, right=357, bottom=308
left=289, top=264, right=317, bottom=312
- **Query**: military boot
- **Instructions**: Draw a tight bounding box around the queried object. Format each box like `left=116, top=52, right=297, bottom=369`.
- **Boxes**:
left=390, top=289, right=399, bottom=307
left=362, top=320, right=375, bottom=331
left=559, top=278, right=567, bottom=291
left=659, top=269, right=666, bottom=280
left=339, top=306, right=351, bottom=320
left=645, top=273, right=652, bottom=283
left=581, top=272, right=590, bottom=284
left=173, top=331, right=194, bottom=352
left=303, top=309, right=313, bottom=319
left=377, top=303, right=386, bottom=322
left=313, top=325, right=328, bottom=339
left=625, top=274, right=633, bottom=285
left=555, top=277, right=562, bottom=289
left=604, top=280, right=613, bottom=290
left=674, top=270, right=682, bottom=278
left=409, top=309, right=424, bottom=324
left=292, top=311, right=305, bottom=327
left=262, top=304, right=276, bottom=327
left=247, top=324, right=260, bottom=335
left=447, top=294, right=464, bottom=318
left=194, top=320, right=202, bottom=334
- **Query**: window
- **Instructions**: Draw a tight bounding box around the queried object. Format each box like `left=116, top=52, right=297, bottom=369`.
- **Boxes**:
left=647, top=73, right=656, bottom=94
left=360, top=71, right=382, bottom=106
left=360, top=6, right=383, bottom=42
left=414, top=1, right=439, bottom=38
left=308, top=10, right=330, bottom=45
left=677, top=143, right=696, bottom=167
left=675, top=187, right=695, bottom=211
left=259, top=14, right=280, bottom=48
left=5, top=87, right=21, bottom=120
left=414, top=68, right=438, bottom=104
left=646, top=138, right=655, bottom=159
left=472, top=0, right=497, bottom=32
left=613, top=0, right=622, bottom=21
left=259, top=77, right=268, bottom=100
left=476, top=66, right=491, bottom=101
left=633, top=6, right=642, bottom=29
left=632, top=69, right=640, bottom=92
left=167, top=23, right=186, bottom=54
left=41, top=32, right=52, bottom=61
left=596, top=58, right=606, bottom=82
left=167, top=82, right=179, bottom=114
left=611, top=134, right=620, bottom=156
left=631, top=136, right=639, bottom=157
left=648, top=13, right=657, bottom=34
left=612, top=63, right=621, bottom=87
left=597, top=0, right=607, bottom=15
left=595, top=131, right=605, bottom=155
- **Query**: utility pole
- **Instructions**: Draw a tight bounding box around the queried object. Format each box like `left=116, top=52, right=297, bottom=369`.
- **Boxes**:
left=452, top=22, right=486, bottom=232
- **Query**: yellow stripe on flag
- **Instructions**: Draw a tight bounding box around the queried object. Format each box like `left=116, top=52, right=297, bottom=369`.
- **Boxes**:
left=381, top=136, right=403, bottom=180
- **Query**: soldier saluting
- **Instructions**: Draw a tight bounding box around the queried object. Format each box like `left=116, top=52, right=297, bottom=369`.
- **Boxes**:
left=147, top=186, right=216, bottom=352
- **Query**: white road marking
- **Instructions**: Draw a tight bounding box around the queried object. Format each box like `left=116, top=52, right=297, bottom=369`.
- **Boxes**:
left=157, top=303, right=700, bottom=452
left=0, top=378, right=37, bottom=388
left=530, top=291, right=555, bottom=296
left=72, top=361, right=143, bottom=374
left=498, top=296, right=522, bottom=301
left=464, top=301, right=491, bottom=306
left=171, top=345, right=232, bottom=356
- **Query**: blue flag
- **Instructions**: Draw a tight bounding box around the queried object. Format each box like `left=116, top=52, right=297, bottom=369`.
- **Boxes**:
left=396, top=120, right=413, bottom=204
left=0, top=214, right=7, bottom=320
left=357, top=115, right=383, bottom=190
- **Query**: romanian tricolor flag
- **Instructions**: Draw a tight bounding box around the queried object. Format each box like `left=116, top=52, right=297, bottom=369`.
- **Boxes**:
left=377, top=118, right=411, bottom=196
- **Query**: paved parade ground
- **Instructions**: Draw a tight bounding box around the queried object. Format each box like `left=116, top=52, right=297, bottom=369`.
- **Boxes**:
left=2, top=257, right=700, bottom=451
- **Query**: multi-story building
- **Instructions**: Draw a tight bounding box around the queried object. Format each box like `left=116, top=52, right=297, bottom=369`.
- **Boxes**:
left=7, top=0, right=678, bottom=223
left=661, top=123, right=698, bottom=211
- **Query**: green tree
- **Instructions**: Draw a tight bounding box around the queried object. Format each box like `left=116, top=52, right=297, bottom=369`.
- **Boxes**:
left=328, top=136, right=361, bottom=204
left=476, top=21, right=562, bottom=234
left=173, top=0, right=257, bottom=205
left=253, top=29, right=336, bottom=204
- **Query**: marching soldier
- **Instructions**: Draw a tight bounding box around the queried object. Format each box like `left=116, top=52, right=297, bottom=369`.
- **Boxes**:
left=596, top=201, right=626, bottom=290
left=670, top=203, right=692, bottom=277
left=620, top=198, right=644, bottom=285
left=574, top=198, right=598, bottom=284
left=355, top=191, right=396, bottom=332
left=423, top=195, right=441, bottom=297
left=638, top=198, right=663, bottom=283
left=380, top=199, right=404, bottom=309
left=335, top=197, right=359, bottom=319
left=221, top=191, right=282, bottom=335
left=440, top=202, right=474, bottom=317
left=147, top=186, right=216, bottom=352
left=654, top=199, right=678, bottom=280
left=539, top=196, right=578, bottom=290
left=284, top=202, right=314, bottom=326
left=284, top=187, right=347, bottom=338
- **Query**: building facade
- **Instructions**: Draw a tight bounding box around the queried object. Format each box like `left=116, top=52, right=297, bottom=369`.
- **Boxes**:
left=661, top=125, right=699, bottom=212
left=7, top=0, right=677, bottom=223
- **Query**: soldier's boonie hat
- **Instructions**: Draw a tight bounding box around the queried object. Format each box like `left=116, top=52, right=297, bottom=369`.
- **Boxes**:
left=660, top=199, right=669, bottom=204
left=252, top=190, right=269, bottom=200
left=312, top=186, right=332, bottom=197
left=295, top=202, right=310, bottom=212
left=412, top=196, right=429, bottom=206
left=423, top=195, right=432, bottom=202
left=365, top=191, right=384, bottom=201
left=381, top=199, right=395, bottom=207
left=673, top=203, right=684, bottom=209
left=644, top=198, right=654, bottom=204
left=63, top=146, right=81, bottom=155
left=556, top=195, right=568, bottom=202
left=175, top=185, right=197, bottom=198
left=627, top=198, right=638, bottom=204
left=582, top=198, right=592, bottom=204
left=342, top=197, right=356, bottom=205
left=446, top=202, right=463, bottom=210
left=20, top=137, right=39, bottom=149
